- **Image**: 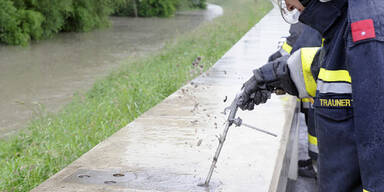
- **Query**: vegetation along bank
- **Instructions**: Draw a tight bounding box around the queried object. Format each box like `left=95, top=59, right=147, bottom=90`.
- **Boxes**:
left=0, top=0, right=273, bottom=191
left=0, top=0, right=206, bottom=45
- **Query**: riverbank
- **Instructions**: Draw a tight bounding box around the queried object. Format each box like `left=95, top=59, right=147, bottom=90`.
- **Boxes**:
left=0, top=0, right=272, bottom=191
left=0, top=4, right=222, bottom=139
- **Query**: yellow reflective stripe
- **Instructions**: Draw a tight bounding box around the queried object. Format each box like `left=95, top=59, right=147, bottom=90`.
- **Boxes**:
left=363, top=189, right=370, bottom=192
left=301, top=47, right=319, bottom=97
left=308, top=134, right=318, bottom=146
left=318, top=68, right=352, bottom=83
left=282, top=41, right=292, bottom=54
left=321, top=38, right=325, bottom=47
left=301, top=98, right=314, bottom=103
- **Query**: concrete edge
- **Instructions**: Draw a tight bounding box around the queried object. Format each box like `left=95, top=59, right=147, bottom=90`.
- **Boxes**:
left=269, top=99, right=299, bottom=192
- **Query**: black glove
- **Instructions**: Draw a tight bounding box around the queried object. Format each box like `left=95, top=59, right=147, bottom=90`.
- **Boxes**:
left=257, top=56, right=298, bottom=96
left=237, top=56, right=298, bottom=111
left=268, top=50, right=283, bottom=62
left=239, top=90, right=271, bottom=110
left=237, top=76, right=271, bottom=111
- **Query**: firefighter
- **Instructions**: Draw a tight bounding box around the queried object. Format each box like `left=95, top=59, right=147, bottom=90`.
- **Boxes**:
left=268, top=23, right=322, bottom=179
left=238, top=0, right=384, bottom=191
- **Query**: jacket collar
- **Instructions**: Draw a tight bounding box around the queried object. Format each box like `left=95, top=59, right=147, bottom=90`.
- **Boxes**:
left=299, top=0, right=347, bottom=39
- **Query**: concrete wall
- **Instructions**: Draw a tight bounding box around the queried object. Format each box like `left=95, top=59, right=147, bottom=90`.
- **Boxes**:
left=32, top=3, right=298, bottom=192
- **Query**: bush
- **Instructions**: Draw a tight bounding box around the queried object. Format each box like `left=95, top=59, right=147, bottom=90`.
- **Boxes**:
left=0, top=0, right=44, bottom=45
left=177, top=0, right=207, bottom=9
left=113, top=0, right=137, bottom=16
left=19, top=10, right=45, bottom=40
left=63, top=0, right=113, bottom=32
left=0, top=0, right=207, bottom=45
left=20, top=0, right=73, bottom=38
left=137, top=0, right=178, bottom=17
left=194, top=0, right=207, bottom=9
left=0, top=0, right=113, bottom=44
left=114, top=0, right=207, bottom=17
left=0, top=0, right=26, bottom=45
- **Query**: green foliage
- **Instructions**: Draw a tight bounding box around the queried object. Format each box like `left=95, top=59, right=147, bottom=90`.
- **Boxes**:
left=195, top=0, right=207, bottom=8
left=21, top=0, right=73, bottom=38
left=177, top=0, right=207, bottom=9
left=114, top=0, right=207, bottom=17
left=19, top=10, right=45, bottom=40
left=114, top=0, right=179, bottom=17
left=0, top=0, right=44, bottom=45
left=0, top=0, right=272, bottom=190
left=0, top=0, right=26, bottom=45
left=63, top=0, right=113, bottom=32
left=0, top=0, right=113, bottom=45
left=113, top=0, right=138, bottom=16
left=137, top=0, right=178, bottom=17
left=0, top=0, right=208, bottom=45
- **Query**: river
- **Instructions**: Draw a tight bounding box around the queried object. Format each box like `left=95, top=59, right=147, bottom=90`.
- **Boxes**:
left=0, top=4, right=223, bottom=138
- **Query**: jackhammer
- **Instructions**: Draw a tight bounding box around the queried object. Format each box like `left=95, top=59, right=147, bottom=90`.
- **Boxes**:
left=198, top=90, right=277, bottom=187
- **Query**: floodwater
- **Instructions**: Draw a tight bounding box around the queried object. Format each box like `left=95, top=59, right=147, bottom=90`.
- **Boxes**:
left=0, top=4, right=223, bottom=138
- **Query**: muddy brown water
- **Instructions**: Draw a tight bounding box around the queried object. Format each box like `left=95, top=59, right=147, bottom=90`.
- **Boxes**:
left=0, top=4, right=223, bottom=139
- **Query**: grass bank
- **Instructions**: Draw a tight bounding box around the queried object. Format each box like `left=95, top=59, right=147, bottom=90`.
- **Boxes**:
left=0, top=0, right=272, bottom=191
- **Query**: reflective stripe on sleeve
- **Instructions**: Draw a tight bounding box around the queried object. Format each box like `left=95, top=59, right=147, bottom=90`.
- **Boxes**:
left=318, top=68, right=352, bottom=83
left=288, top=50, right=310, bottom=98
left=301, top=47, right=319, bottom=97
left=282, top=41, right=293, bottom=54
left=308, top=133, right=318, bottom=146
left=308, top=134, right=319, bottom=154
left=302, top=98, right=314, bottom=103
left=317, top=81, right=352, bottom=94
left=363, top=189, right=370, bottom=192
left=301, top=98, right=314, bottom=109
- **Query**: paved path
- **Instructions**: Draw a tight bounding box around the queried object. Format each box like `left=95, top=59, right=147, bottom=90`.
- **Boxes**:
left=32, top=2, right=299, bottom=192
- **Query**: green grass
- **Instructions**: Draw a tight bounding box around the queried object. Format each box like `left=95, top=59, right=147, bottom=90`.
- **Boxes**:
left=0, top=0, right=272, bottom=191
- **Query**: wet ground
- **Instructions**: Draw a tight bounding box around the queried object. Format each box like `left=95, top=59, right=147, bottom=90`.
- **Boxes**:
left=0, top=4, right=223, bottom=138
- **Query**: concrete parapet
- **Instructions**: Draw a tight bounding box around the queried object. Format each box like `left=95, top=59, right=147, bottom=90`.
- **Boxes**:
left=33, top=4, right=298, bottom=192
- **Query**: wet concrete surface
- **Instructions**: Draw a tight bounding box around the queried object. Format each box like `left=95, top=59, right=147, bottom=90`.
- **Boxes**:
left=64, top=169, right=221, bottom=191
left=32, top=4, right=301, bottom=192
left=0, top=4, right=223, bottom=138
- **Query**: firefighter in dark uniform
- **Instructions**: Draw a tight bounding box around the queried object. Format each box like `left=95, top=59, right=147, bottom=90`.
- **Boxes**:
left=238, top=0, right=384, bottom=191
left=290, top=24, right=322, bottom=179
left=268, top=22, right=304, bottom=62
left=268, top=23, right=322, bottom=178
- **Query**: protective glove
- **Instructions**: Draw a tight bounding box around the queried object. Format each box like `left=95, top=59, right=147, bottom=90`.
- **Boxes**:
left=268, top=50, right=283, bottom=62
left=239, top=90, right=272, bottom=110
left=237, top=76, right=271, bottom=110
left=257, top=56, right=298, bottom=96
left=238, top=56, right=298, bottom=111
